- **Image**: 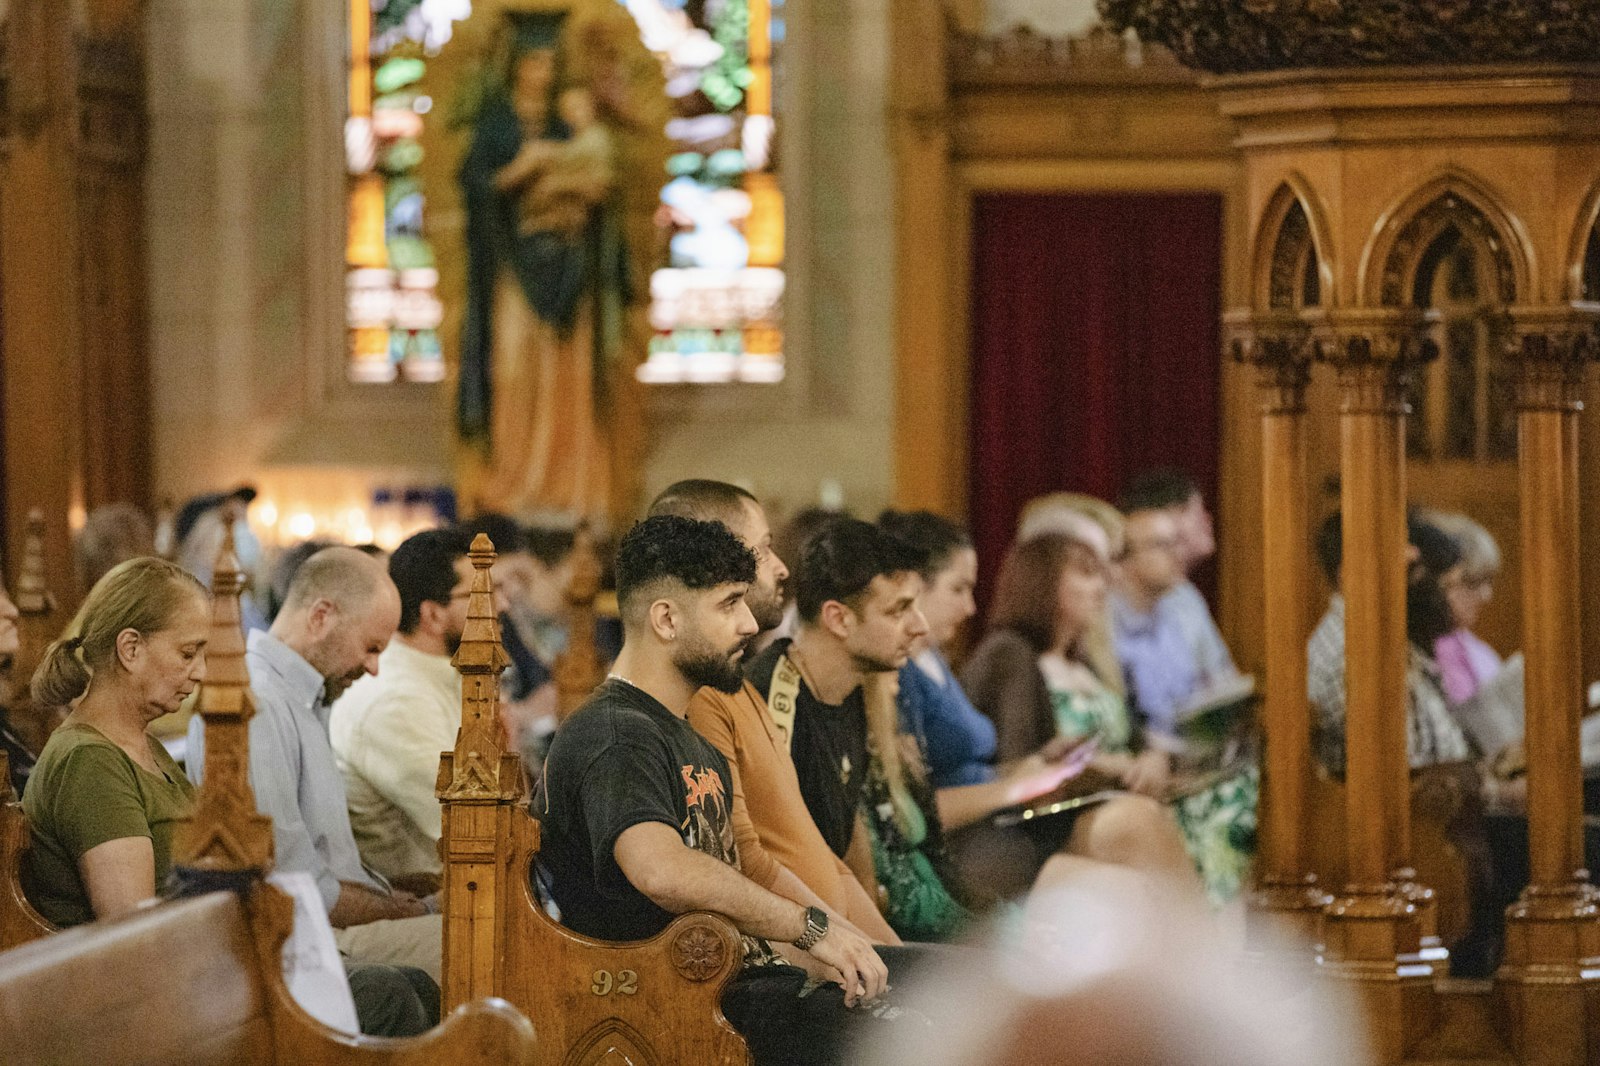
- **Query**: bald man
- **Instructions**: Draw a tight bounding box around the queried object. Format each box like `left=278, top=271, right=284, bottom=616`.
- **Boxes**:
left=188, top=547, right=444, bottom=980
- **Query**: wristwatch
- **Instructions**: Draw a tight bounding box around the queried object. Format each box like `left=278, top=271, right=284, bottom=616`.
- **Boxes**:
left=792, top=905, right=830, bottom=951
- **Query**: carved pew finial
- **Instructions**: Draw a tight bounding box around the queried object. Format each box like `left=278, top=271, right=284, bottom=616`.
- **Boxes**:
left=441, top=533, right=515, bottom=801
left=439, top=533, right=525, bottom=1009
left=171, top=513, right=273, bottom=877
left=13, top=509, right=56, bottom=677
left=553, top=523, right=605, bottom=720
left=8, top=509, right=61, bottom=756
left=13, top=509, right=54, bottom=620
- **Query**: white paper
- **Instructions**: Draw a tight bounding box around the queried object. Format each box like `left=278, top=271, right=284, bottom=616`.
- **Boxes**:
left=267, top=871, right=361, bottom=1035
left=1452, top=653, right=1525, bottom=759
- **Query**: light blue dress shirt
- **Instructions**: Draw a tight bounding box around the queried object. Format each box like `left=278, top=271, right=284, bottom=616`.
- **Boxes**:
left=188, top=629, right=385, bottom=909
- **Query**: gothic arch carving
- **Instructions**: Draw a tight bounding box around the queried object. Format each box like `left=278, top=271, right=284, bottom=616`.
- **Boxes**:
left=1565, top=178, right=1600, bottom=303
left=1359, top=170, right=1533, bottom=308
left=1252, top=176, right=1335, bottom=312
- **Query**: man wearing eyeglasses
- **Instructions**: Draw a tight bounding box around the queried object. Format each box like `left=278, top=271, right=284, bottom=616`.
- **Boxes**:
left=331, top=526, right=474, bottom=895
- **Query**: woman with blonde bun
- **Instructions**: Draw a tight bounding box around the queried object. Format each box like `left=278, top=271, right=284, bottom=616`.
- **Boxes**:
left=22, top=558, right=209, bottom=925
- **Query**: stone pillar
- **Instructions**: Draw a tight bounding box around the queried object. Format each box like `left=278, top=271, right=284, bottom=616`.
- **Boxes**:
left=1498, top=315, right=1600, bottom=1066
left=439, top=533, right=522, bottom=1011
left=1233, top=314, right=1331, bottom=949
left=1317, top=315, right=1436, bottom=1061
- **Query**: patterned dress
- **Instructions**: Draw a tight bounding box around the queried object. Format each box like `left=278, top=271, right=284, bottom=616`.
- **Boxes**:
left=1049, top=681, right=1259, bottom=905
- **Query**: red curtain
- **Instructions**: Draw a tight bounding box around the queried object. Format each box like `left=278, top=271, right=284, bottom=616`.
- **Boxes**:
left=967, top=192, right=1224, bottom=612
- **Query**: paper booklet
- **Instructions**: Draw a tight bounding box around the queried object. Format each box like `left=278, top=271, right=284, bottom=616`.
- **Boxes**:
left=1452, top=652, right=1524, bottom=761
left=1457, top=655, right=1600, bottom=775
left=268, top=871, right=361, bottom=1035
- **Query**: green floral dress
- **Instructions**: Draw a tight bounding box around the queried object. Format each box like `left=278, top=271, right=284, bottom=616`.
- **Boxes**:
left=1049, top=681, right=1258, bottom=906
left=861, top=743, right=974, bottom=942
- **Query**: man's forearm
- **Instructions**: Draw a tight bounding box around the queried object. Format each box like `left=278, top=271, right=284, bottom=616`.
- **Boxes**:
left=619, top=826, right=807, bottom=943
left=328, top=881, right=424, bottom=928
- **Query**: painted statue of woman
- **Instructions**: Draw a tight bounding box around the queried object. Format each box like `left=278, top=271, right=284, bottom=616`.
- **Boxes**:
left=456, top=19, right=630, bottom=522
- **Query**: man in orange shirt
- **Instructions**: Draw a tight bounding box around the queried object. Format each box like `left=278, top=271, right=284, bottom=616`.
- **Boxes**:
left=649, top=481, right=898, bottom=943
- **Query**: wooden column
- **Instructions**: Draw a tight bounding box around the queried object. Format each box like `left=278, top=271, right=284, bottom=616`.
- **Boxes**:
left=1318, top=319, right=1435, bottom=1061
left=1235, top=317, right=1331, bottom=948
left=439, top=533, right=521, bottom=1011
left=1498, top=320, right=1600, bottom=1066
left=1, top=0, right=85, bottom=615
left=553, top=525, right=605, bottom=721
left=171, top=517, right=274, bottom=875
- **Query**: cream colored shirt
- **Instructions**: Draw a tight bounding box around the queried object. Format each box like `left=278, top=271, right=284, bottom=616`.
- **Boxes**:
left=329, top=639, right=462, bottom=881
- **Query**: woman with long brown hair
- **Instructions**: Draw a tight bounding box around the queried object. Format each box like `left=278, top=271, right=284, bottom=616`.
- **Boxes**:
left=965, top=530, right=1253, bottom=902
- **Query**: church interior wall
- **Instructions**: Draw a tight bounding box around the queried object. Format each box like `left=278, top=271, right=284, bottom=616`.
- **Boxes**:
left=143, top=0, right=899, bottom=530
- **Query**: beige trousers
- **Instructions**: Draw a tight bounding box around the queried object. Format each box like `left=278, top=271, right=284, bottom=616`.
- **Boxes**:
left=333, top=912, right=443, bottom=983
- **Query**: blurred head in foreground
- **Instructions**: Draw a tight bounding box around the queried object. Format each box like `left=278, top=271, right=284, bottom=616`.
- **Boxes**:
left=853, top=867, right=1368, bottom=1066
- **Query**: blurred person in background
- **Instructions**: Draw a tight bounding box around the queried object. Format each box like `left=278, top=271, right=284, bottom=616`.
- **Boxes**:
left=74, top=503, right=156, bottom=596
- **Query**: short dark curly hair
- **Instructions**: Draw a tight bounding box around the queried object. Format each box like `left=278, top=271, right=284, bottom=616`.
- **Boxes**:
left=615, top=515, right=757, bottom=622
left=795, top=518, right=923, bottom=623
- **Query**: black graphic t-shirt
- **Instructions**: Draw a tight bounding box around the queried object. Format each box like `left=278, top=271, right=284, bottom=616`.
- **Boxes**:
left=745, top=639, right=869, bottom=859
left=537, top=678, right=742, bottom=942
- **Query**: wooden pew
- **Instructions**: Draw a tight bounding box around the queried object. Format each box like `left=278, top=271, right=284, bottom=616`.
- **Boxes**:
left=0, top=749, right=53, bottom=950
left=0, top=519, right=538, bottom=1062
left=441, top=534, right=750, bottom=1066
left=0, top=889, right=534, bottom=1066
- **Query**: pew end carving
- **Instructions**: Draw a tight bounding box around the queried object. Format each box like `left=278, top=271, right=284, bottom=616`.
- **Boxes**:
left=442, top=534, right=750, bottom=1066
left=0, top=748, right=54, bottom=951
left=171, top=513, right=274, bottom=878
left=500, top=813, right=748, bottom=1066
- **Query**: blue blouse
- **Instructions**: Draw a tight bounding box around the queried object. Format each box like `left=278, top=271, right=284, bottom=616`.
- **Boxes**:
left=898, top=652, right=999, bottom=788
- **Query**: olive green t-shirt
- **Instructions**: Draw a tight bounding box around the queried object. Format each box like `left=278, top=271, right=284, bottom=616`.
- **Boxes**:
left=21, top=723, right=196, bottom=927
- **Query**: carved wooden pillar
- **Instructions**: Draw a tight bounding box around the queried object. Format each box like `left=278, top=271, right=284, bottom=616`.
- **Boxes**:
left=1317, top=317, right=1436, bottom=1059
left=1498, top=318, right=1600, bottom=1066
left=439, top=533, right=521, bottom=1011
left=1234, top=316, right=1331, bottom=948
left=171, top=517, right=274, bottom=876
left=7, top=510, right=60, bottom=757
left=12, top=510, right=56, bottom=687
left=553, top=525, right=605, bottom=721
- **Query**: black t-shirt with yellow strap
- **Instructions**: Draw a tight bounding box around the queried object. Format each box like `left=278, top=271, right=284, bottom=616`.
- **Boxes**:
left=745, top=639, right=868, bottom=860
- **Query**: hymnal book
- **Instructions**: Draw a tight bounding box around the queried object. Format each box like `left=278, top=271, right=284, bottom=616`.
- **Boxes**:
left=992, top=790, right=1126, bottom=828
left=1172, top=673, right=1258, bottom=778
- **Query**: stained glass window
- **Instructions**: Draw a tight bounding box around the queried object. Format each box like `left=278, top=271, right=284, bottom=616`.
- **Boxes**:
left=626, top=0, right=787, bottom=384
left=346, top=0, right=471, bottom=384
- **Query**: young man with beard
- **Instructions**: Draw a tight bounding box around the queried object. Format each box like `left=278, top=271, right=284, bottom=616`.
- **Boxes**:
left=742, top=519, right=930, bottom=900
left=330, top=528, right=473, bottom=892
left=538, top=516, right=918, bottom=1065
left=187, top=546, right=444, bottom=980
left=652, top=482, right=898, bottom=942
